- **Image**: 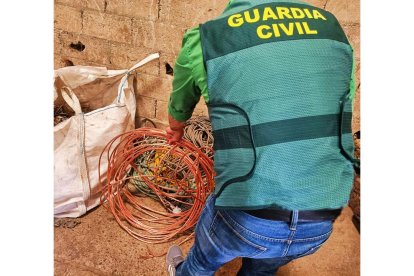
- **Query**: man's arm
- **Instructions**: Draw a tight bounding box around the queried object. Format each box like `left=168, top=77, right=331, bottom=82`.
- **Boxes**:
left=167, top=28, right=207, bottom=144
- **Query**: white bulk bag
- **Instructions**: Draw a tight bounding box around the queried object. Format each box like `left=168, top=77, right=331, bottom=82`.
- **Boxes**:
left=54, top=53, right=159, bottom=218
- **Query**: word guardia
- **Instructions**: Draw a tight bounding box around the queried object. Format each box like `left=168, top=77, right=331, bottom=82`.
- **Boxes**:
left=227, top=6, right=327, bottom=39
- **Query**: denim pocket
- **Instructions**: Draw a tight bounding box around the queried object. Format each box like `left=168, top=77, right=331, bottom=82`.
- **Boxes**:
left=208, top=211, right=267, bottom=258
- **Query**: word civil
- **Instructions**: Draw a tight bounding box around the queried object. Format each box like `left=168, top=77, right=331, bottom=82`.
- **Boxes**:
left=227, top=6, right=327, bottom=39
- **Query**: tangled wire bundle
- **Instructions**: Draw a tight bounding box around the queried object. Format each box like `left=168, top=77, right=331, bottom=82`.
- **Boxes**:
left=183, top=116, right=214, bottom=158
left=99, top=127, right=215, bottom=243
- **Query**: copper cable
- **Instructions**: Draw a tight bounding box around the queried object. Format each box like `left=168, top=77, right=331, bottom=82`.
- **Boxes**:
left=99, top=127, right=215, bottom=244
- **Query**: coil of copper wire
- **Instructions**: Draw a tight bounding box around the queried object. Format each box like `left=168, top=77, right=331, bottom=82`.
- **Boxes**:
left=99, top=127, right=215, bottom=244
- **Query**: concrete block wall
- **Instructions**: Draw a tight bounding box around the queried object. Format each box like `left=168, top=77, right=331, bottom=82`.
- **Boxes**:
left=54, top=0, right=360, bottom=132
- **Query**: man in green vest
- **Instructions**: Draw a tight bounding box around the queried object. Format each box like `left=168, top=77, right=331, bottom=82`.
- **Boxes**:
left=165, top=0, right=357, bottom=275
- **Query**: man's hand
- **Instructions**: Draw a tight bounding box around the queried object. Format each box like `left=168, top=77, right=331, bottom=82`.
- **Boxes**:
left=166, top=114, right=186, bottom=144
left=166, top=126, right=184, bottom=144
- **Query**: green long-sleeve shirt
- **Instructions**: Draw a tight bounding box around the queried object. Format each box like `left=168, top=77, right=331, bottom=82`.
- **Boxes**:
left=167, top=0, right=255, bottom=122
left=167, top=0, right=244, bottom=122
left=168, top=27, right=209, bottom=122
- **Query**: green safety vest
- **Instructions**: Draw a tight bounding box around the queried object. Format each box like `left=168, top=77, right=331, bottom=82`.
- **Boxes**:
left=200, top=0, right=357, bottom=210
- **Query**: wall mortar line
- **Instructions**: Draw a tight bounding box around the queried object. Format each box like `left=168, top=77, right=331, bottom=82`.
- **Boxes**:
left=323, top=0, right=329, bottom=9
left=157, top=0, right=161, bottom=19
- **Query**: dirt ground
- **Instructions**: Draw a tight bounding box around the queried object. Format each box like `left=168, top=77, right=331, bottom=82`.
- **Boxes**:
left=54, top=204, right=359, bottom=276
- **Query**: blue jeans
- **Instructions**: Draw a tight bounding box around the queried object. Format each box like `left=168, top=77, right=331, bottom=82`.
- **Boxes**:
left=176, top=195, right=333, bottom=276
